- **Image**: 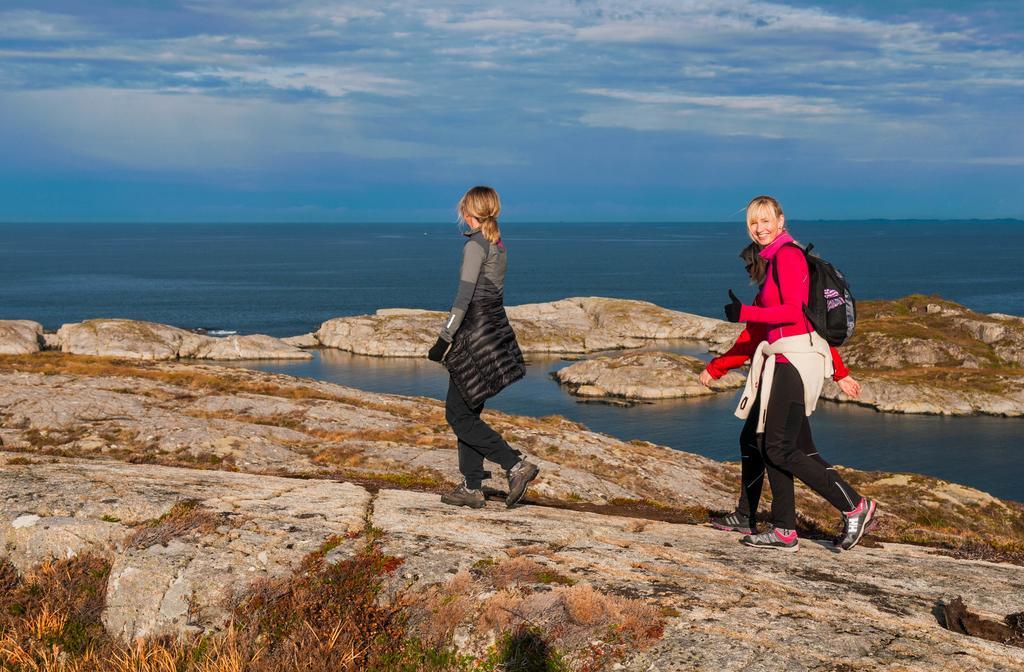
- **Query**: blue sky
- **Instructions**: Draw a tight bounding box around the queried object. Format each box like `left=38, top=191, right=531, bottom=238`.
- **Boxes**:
left=1, top=1, right=1021, bottom=222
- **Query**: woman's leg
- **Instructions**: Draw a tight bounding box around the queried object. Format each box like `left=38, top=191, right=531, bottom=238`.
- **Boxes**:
left=736, top=401, right=765, bottom=518
left=762, top=364, right=862, bottom=528
left=445, top=378, right=521, bottom=489
left=797, top=419, right=829, bottom=467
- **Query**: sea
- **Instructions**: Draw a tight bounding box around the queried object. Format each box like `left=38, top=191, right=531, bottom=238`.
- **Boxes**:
left=1, top=220, right=1021, bottom=501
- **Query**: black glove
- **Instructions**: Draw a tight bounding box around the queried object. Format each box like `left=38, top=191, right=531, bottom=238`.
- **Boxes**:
left=427, top=336, right=451, bottom=362
left=724, top=289, right=743, bottom=323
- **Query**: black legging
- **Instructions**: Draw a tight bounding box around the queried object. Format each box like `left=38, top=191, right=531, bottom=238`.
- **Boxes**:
left=445, top=378, right=521, bottom=490
left=735, top=362, right=860, bottom=530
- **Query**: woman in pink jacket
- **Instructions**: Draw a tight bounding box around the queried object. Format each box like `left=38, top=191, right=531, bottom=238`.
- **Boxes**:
left=701, top=195, right=877, bottom=552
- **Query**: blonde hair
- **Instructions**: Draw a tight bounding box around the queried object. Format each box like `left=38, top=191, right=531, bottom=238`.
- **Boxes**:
left=458, top=186, right=502, bottom=244
left=745, top=195, right=784, bottom=244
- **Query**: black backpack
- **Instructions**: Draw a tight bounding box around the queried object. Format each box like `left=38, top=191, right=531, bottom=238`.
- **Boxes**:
left=771, top=242, right=856, bottom=346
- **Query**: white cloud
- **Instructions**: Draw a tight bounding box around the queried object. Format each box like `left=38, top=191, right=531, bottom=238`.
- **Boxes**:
left=0, top=87, right=517, bottom=172
left=0, top=9, right=94, bottom=40
left=182, top=65, right=414, bottom=98
left=580, top=88, right=847, bottom=116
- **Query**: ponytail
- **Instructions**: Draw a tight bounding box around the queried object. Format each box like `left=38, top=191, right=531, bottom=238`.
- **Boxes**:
left=458, top=186, right=502, bottom=244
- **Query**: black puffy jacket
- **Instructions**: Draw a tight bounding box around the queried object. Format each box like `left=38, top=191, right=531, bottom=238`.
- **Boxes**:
left=444, top=275, right=525, bottom=408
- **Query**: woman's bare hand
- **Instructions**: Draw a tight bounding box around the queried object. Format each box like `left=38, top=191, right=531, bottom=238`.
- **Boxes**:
left=837, top=375, right=861, bottom=399
left=699, top=369, right=715, bottom=388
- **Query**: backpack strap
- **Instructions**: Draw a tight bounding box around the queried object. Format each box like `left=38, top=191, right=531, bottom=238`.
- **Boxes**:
left=769, top=241, right=802, bottom=293
left=768, top=241, right=813, bottom=344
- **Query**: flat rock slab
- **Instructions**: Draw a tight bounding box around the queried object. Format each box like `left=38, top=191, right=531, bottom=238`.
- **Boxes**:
left=56, top=319, right=312, bottom=361
left=0, top=320, right=43, bottom=355
left=315, top=297, right=743, bottom=356
left=373, top=490, right=1024, bottom=672
left=0, top=365, right=738, bottom=510
left=820, top=376, right=1024, bottom=417
left=0, top=457, right=370, bottom=640
left=554, top=351, right=746, bottom=399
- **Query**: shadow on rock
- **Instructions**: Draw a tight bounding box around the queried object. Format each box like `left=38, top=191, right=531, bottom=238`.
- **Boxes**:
left=940, top=596, right=1024, bottom=648
left=494, top=626, right=565, bottom=672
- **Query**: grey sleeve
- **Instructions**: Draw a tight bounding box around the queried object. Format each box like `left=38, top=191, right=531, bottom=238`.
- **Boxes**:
left=439, top=239, right=486, bottom=341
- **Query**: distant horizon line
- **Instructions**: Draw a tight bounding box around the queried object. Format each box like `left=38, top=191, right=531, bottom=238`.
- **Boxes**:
left=0, top=217, right=1022, bottom=226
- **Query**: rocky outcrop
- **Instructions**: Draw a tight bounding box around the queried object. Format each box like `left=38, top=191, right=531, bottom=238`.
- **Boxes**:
left=189, top=333, right=314, bottom=360
left=281, top=332, right=319, bottom=348
left=551, top=297, right=1024, bottom=416
left=0, top=320, right=43, bottom=355
left=820, top=375, right=1024, bottom=416
left=506, top=297, right=741, bottom=353
left=0, top=361, right=735, bottom=507
left=315, top=308, right=439, bottom=357
left=823, top=297, right=1024, bottom=415
left=314, top=298, right=743, bottom=356
left=1, top=354, right=1021, bottom=562
left=0, top=457, right=368, bottom=639
left=56, top=319, right=312, bottom=361
left=554, top=351, right=745, bottom=399
left=2, top=455, right=1023, bottom=670
left=378, top=489, right=1024, bottom=671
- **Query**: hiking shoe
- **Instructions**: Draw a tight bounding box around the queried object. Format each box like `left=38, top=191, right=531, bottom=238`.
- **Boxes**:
left=741, top=527, right=799, bottom=552
left=505, top=460, right=539, bottom=508
left=836, top=498, right=877, bottom=550
left=441, top=482, right=486, bottom=509
left=710, top=510, right=756, bottom=535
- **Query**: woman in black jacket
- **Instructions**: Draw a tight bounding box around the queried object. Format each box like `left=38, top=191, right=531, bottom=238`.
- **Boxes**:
left=428, top=186, right=538, bottom=508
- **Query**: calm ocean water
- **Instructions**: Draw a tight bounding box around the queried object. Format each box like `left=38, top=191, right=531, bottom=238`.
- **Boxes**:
left=1, top=221, right=1021, bottom=500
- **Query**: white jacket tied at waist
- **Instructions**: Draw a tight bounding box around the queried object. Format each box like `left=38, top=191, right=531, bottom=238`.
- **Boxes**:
left=735, top=332, right=834, bottom=433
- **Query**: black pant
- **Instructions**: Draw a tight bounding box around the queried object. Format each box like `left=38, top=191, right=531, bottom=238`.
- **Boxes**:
left=736, top=362, right=860, bottom=530
left=445, top=378, right=521, bottom=490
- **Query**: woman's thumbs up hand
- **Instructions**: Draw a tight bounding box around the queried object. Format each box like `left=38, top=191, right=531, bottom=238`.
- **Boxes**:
left=724, top=289, right=744, bottom=323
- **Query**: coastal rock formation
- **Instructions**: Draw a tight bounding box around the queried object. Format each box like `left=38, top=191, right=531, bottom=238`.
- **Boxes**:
left=314, top=298, right=743, bottom=356
left=0, top=320, right=44, bottom=355
left=831, top=297, right=1024, bottom=416
left=0, top=356, right=735, bottom=507
left=0, top=457, right=368, bottom=639
left=56, top=319, right=312, bottom=361
left=506, top=297, right=740, bottom=353
left=281, top=332, right=319, bottom=348
left=548, top=297, right=1024, bottom=416
left=316, top=308, right=439, bottom=356
left=842, top=297, right=1024, bottom=371
left=378, top=490, right=1024, bottom=671
left=189, top=333, right=314, bottom=361
left=2, top=455, right=1023, bottom=670
left=0, top=354, right=1020, bottom=563
left=820, top=376, right=1024, bottom=416
left=554, top=351, right=745, bottom=399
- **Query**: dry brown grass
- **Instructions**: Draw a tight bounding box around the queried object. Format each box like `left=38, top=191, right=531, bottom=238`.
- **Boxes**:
left=308, top=424, right=450, bottom=448
left=404, top=554, right=663, bottom=671
left=3, top=456, right=40, bottom=466
left=0, top=353, right=414, bottom=416
left=0, top=555, right=110, bottom=670
left=475, top=582, right=664, bottom=666
left=0, top=542, right=479, bottom=672
left=127, top=499, right=225, bottom=550
left=484, top=557, right=576, bottom=589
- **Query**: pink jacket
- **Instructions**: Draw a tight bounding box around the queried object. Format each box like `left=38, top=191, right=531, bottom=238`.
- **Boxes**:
left=738, top=232, right=814, bottom=362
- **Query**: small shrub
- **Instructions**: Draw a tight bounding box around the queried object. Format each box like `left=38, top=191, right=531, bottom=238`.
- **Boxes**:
left=127, top=499, right=224, bottom=549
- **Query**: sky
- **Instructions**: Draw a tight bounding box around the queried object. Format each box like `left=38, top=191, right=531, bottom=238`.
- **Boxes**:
left=1, top=1, right=1022, bottom=222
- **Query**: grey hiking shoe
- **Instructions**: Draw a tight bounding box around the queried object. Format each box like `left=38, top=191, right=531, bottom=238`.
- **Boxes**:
left=505, top=460, right=539, bottom=508
left=709, top=510, right=756, bottom=535
left=835, top=498, right=877, bottom=550
left=441, top=482, right=486, bottom=509
left=741, top=527, right=799, bottom=552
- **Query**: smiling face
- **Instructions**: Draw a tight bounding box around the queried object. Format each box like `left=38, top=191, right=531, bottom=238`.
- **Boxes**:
left=745, top=197, right=785, bottom=247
